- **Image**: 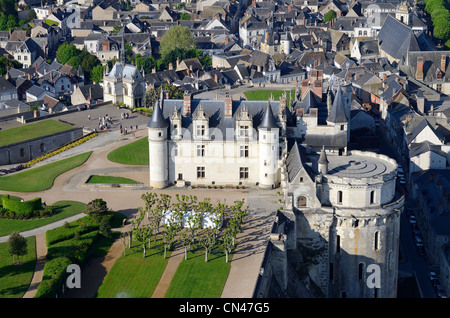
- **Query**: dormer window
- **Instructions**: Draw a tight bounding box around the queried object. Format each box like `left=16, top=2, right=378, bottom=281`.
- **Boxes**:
left=196, top=124, right=205, bottom=136
left=239, top=125, right=249, bottom=137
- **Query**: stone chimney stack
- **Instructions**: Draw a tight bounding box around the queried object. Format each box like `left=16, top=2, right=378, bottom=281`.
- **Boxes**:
left=183, top=91, right=191, bottom=117
left=415, top=56, right=424, bottom=80
left=224, top=90, right=232, bottom=118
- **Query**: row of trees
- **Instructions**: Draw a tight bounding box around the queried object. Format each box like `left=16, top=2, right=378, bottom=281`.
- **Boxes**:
left=424, top=0, right=450, bottom=47
left=121, top=193, right=248, bottom=263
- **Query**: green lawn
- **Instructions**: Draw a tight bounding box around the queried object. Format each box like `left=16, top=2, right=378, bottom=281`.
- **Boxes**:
left=86, top=175, right=141, bottom=184
left=0, top=120, right=74, bottom=147
left=0, top=152, right=92, bottom=192
left=244, top=89, right=297, bottom=107
left=95, top=237, right=170, bottom=298
left=107, top=137, right=149, bottom=165
left=0, top=200, right=86, bottom=237
left=164, top=246, right=231, bottom=298
left=0, top=236, right=36, bottom=298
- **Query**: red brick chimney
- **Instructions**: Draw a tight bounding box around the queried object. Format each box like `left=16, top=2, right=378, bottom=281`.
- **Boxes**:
left=183, top=91, right=191, bottom=117
left=415, top=56, right=424, bottom=80
left=224, top=91, right=232, bottom=118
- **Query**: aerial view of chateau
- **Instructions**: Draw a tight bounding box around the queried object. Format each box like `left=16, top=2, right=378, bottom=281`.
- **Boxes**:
left=0, top=0, right=449, bottom=303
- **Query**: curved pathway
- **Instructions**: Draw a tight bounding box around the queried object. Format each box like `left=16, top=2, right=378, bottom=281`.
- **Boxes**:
left=1, top=123, right=278, bottom=299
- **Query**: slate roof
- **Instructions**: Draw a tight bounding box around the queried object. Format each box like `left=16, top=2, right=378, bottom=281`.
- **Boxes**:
left=326, top=85, right=348, bottom=123
left=378, top=15, right=420, bottom=62
left=150, top=98, right=288, bottom=139
left=409, top=141, right=447, bottom=158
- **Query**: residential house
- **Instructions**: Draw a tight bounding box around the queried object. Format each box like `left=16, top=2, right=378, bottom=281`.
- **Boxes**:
left=0, top=76, right=18, bottom=101
left=26, top=84, right=55, bottom=102
left=71, top=83, right=103, bottom=105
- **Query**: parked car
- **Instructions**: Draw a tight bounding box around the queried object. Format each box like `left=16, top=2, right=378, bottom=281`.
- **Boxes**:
left=429, top=271, right=437, bottom=282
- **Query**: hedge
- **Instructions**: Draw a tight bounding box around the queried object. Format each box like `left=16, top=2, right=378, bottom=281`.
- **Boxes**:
left=46, top=214, right=112, bottom=246
left=2, top=195, right=42, bottom=215
left=47, top=231, right=99, bottom=264
left=35, top=256, right=72, bottom=298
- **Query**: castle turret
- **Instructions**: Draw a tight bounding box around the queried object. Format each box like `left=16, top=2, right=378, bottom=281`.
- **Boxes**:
left=318, top=146, right=328, bottom=174
left=147, top=91, right=169, bottom=188
left=258, top=101, right=279, bottom=189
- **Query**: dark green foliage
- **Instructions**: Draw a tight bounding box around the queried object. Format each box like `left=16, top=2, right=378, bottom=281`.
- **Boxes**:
left=8, top=231, right=27, bottom=264
left=323, top=10, right=337, bottom=23
left=2, top=195, right=42, bottom=215
left=34, top=256, right=71, bottom=298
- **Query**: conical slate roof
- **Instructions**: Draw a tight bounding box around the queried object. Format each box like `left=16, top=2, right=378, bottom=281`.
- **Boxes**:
left=318, top=146, right=329, bottom=164
left=326, top=85, right=348, bottom=124
left=147, top=91, right=168, bottom=129
left=258, top=101, right=278, bottom=129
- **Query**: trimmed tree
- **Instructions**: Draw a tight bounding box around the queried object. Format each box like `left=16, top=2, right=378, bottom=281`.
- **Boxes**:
left=159, top=25, right=196, bottom=58
left=8, top=232, right=27, bottom=265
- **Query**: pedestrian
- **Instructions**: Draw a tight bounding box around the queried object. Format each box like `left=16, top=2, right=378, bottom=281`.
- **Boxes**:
left=88, top=114, right=91, bottom=120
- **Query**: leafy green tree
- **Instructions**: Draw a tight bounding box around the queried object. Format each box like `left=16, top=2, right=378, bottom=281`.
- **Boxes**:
left=90, top=64, right=104, bottom=83
left=180, top=12, right=190, bottom=20
left=135, top=55, right=157, bottom=74
left=159, top=25, right=196, bottom=58
left=323, top=10, right=337, bottom=23
left=198, top=228, right=216, bottom=262
left=27, top=9, right=37, bottom=22
left=57, top=43, right=80, bottom=65
left=84, top=198, right=109, bottom=220
left=8, top=232, right=27, bottom=265
left=0, top=56, right=22, bottom=76
left=145, top=83, right=183, bottom=108
left=433, top=19, right=450, bottom=41
left=132, top=207, right=153, bottom=258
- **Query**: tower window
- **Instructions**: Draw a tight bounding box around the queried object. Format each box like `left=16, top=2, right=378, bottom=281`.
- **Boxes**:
left=374, top=231, right=380, bottom=251
left=370, top=190, right=375, bottom=204
left=336, top=235, right=340, bottom=253
left=196, top=124, right=206, bottom=136
left=337, top=191, right=343, bottom=204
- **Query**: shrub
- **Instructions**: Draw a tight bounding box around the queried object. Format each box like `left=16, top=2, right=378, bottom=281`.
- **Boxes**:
left=2, top=195, right=42, bottom=214
left=35, top=256, right=72, bottom=298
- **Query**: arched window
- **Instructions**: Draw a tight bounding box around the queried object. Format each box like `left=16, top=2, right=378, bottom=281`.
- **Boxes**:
left=297, top=196, right=307, bottom=207
left=374, top=231, right=380, bottom=251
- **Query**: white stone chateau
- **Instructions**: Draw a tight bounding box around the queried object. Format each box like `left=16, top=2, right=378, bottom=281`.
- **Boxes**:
left=146, top=83, right=404, bottom=298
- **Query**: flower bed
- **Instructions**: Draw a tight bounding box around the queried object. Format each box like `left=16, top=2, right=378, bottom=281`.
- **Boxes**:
left=22, top=132, right=98, bottom=169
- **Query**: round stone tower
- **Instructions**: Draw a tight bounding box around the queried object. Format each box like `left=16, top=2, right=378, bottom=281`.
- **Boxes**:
left=258, top=101, right=279, bottom=189
left=147, top=93, right=169, bottom=189
left=322, top=150, right=404, bottom=298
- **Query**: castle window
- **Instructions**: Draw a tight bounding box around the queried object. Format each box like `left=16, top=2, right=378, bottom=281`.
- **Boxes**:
left=40, top=143, right=45, bottom=153
left=239, top=167, right=249, bottom=179
left=196, top=144, right=205, bottom=157
left=336, top=235, right=340, bottom=253
left=240, top=145, right=249, bottom=158
left=196, top=124, right=206, bottom=136
left=297, top=196, right=307, bottom=207
left=197, top=167, right=205, bottom=179
left=239, top=125, right=249, bottom=137
left=20, top=148, right=24, bottom=157
left=358, top=263, right=364, bottom=280
left=374, top=231, right=380, bottom=251
left=173, top=144, right=178, bottom=157
left=337, top=191, right=343, bottom=204
left=370, top=190, right=375, bottom=204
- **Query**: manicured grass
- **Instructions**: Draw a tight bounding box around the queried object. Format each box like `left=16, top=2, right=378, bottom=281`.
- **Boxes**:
left=86, top=175, right=141, bottom=184
left=0, top=200, right=87, bottom=237
left=107, top=137, right=149, bottom=165
left=0, top=152, right=92, bottom=192
left=164, top=245, right=231, bottom=298
left=95, top=237, right=169, bottom=298
left=0, top=236, right=36, bottom=298
left=244, top=89, right=297, bottom=107
left=0, top=120, right=74, bottom=147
